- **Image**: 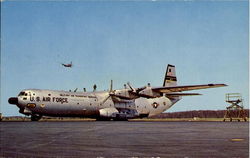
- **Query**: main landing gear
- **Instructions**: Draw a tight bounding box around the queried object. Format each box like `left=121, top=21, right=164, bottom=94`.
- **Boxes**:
left=31, top=114, right=42, bottom=121
left=96, top=117, right=128, bottom=121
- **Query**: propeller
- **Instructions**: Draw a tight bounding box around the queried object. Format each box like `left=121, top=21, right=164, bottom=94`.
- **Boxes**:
left=127, top=82, right=147, bottom=95
left=127, top=82, right=154, bottom=98
left=74, top=88, right=78, bottom=92
left=102, top=80, right=116, bottom=104
left=127, top=82, right=136, bottom=93
left=102, top=81, right=151, bottom=104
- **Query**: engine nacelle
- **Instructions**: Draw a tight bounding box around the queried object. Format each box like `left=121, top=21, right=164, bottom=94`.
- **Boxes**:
left=138, top=87, right=161, bottom=98
left=99, top=107, right=139, bottom=119
left=113, top=89, right=138, bottom=99
left=99, top=107, right=119, bottom=118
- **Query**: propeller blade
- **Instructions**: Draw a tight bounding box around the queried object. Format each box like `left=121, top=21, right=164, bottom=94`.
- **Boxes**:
left=102, top=95, right=111, bottom=104
left=74, top=88, right=78, bottom=92
left=102, top=80, right=115, bottom=104
left=127, top=82, right=136, bottom=92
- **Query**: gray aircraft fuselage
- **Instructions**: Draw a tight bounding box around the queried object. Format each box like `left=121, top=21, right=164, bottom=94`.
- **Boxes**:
left=8, top=65, right=226, bottom=121
left=9, top=88, right=177, bottom=120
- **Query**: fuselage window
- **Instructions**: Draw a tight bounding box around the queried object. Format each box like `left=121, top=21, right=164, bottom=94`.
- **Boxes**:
left=48, top=94, right=51, bottom=96
left=24, top=93, right=28, bottom=96
left=33, top=93, right=35, bottom=96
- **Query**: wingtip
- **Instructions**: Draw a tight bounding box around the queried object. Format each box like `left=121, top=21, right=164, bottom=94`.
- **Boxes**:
left=208, top=84, right=228, bottom=87
left=219, top=84, right=228, bottom=87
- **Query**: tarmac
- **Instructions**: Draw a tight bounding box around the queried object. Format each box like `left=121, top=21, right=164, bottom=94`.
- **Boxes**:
left=0, top=121, right=249, bottom=158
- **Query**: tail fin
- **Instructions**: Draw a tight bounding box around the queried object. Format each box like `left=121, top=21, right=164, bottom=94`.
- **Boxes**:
left=163, top=64, right=177, bottom=87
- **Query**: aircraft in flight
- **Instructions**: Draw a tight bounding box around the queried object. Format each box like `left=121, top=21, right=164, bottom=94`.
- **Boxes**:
left=8, top=65, right=227, bottom=121
left=61, top=61, right=73, bottom=68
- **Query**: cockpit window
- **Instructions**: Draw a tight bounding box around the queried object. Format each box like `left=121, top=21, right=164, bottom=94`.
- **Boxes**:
left=18, top=92, right=25, bottom=96
left=18, top=92, right=28, bottom=96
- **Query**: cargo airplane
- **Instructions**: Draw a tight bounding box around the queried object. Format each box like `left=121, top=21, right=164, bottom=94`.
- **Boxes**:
left=8, top=65, right=226, bottom=121
left=61, top=61, right=72, bottom=68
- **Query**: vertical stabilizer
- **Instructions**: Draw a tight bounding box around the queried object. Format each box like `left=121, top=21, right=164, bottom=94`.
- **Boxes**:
left=163, top=64, right=177, bottom=87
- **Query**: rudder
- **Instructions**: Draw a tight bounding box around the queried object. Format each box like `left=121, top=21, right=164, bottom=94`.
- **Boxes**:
left=163, top=64, right=177, bottom=87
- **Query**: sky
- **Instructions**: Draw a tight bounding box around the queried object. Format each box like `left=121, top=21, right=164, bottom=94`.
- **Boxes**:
left=1, top=1, right=249, bottom=116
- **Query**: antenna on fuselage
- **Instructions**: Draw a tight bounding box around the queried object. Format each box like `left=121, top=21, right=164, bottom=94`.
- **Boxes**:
left=93, top=84, right=97, bottom=92
left=110, top=80, right=113, bottom=92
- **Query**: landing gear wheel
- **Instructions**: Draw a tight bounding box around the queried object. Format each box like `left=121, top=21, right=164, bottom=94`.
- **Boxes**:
left=96, top=118, right=111, bottom=121
left=113, top=118, right=128, bottom=121
left=31, top=115, right=42, bottom=121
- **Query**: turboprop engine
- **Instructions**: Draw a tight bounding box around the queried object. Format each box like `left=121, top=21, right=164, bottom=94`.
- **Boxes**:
left=112, top=89, right=138, bottom=100
left=99, top=107, right=139, bottom=120
left=138, top=86, right=161, bottom=98
left=99, top=107, right=119, bottom=117
left=108, top=82, right=162, bottom=100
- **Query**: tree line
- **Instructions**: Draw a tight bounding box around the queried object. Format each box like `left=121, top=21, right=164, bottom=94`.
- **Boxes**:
left=150, top=109, right=249, bottom=118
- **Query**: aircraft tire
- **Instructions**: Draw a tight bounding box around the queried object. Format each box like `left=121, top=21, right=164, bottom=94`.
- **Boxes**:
left=96, top=118, right=111, bottom=121
left=113, top=118, right=128, bottom=121
left=31, top=115, right=42, bottom=121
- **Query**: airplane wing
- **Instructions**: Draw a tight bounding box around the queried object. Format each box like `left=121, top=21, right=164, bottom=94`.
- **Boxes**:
left=152, top=84, right=227, bottom=93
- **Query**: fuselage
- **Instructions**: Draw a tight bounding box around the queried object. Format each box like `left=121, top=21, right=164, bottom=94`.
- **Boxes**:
left=9, top=89, right=179, bottom=119
left=8, top=65, right=227, bottom=121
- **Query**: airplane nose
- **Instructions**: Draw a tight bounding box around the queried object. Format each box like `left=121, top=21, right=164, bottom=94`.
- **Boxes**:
left=8, top=97, right=18, bottom=105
